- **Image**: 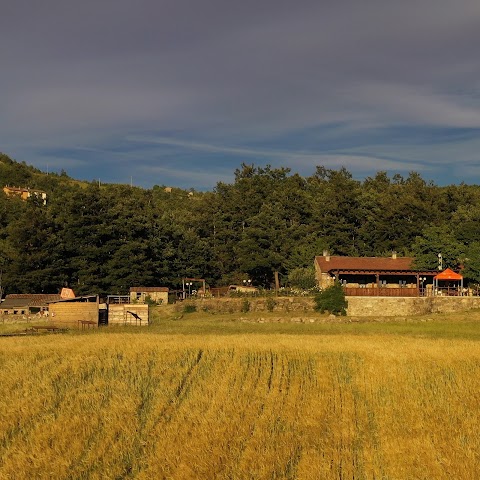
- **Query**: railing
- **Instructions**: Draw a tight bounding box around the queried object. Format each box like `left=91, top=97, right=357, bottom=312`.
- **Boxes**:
left=344, top=287, right=419, bottom=297
left=106, top=295, right=130, bottom=304
left=433, top=287, right=466, bottom=297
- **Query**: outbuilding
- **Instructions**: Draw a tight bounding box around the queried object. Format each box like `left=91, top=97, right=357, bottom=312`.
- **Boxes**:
left=48, top=295, right=100, bottom=328
left=129, top=286, right=169, bottom=304
left=48, top=295, right=150, bottom=328
left=1, top=294, right=61, bottom=316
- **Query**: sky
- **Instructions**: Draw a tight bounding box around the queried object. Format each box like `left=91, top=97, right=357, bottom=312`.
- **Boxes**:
left=1, top=0, right=480, bottom=190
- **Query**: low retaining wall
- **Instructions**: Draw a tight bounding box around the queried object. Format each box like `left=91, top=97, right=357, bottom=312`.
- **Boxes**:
left=176, top=296, right=480, bottom=317
left=347, top=296, right=480, bottom=316
left=176, top=297, right=314, bottom=314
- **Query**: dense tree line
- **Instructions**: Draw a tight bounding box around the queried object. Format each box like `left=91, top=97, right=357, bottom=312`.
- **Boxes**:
left=2, top=152, right=480, bottom=295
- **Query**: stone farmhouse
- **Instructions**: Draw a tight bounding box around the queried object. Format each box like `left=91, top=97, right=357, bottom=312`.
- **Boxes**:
left=315, top=252, right=439, bottom=296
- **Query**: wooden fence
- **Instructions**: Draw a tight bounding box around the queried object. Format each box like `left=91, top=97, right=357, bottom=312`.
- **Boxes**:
left=344, top=287, right=419, bottom=297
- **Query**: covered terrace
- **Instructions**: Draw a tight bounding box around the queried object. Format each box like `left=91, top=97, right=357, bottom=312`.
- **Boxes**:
left=433, top=268, right=464, bottom=296
left=315, top=253, right=437, bottom=296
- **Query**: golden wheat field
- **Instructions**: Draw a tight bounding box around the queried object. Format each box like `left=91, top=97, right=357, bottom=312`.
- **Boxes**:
left=1, top=319, right=480, bottom=479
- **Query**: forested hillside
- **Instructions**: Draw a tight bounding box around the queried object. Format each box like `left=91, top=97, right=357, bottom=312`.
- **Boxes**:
left=1, top=152, right=480, bottom=295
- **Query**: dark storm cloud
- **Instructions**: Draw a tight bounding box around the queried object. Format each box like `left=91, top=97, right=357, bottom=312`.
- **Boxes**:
left=1, top=0, right=480, bottom=187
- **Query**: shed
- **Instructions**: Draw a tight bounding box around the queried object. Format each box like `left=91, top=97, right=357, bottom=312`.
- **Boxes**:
left=108, top=304, right=149, bottom=326
left=130, top=286, right=169, bottom=304
left=48, top=295, right=100, bottom=328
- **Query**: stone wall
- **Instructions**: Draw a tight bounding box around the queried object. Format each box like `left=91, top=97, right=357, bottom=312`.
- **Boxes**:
left=429, top=296, right=480, bottom=314
left=175, top=297, right=314, bottom=314
left=175, top=295, right=480, bottom=317
left=347, top=296, right=480, bottom=316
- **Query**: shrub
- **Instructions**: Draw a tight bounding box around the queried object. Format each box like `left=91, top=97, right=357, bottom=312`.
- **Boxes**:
left=144, top=295, right=158, bottom=306
left=241, top=299, right=250, bottom=313
left=266, top=297, right=276, bottom=312
left=314, top=283, right=348, bottom=315
left=183, top=303, right=197, bottom=314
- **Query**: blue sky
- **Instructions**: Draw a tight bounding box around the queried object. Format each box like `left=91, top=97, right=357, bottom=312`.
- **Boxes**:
left=1, top=0, right=480, bottom=190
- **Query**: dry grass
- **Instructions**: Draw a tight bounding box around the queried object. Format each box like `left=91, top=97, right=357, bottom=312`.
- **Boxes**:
left=1, top=324, right=480, bottom=479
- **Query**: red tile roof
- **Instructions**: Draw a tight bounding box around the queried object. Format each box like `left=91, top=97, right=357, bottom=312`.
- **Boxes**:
left=315, top=256, right=415, bottom=272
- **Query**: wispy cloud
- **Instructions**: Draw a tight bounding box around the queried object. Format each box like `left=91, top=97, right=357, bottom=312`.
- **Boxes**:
left=127, top=136, right=276, bottom=158
left=1, top=0, right=480, bottom=188
left=137, top=164, right=233, bottom=187
left=349, top=83, right=480, bottom=128
left=128, top=135, right=429, bottom=173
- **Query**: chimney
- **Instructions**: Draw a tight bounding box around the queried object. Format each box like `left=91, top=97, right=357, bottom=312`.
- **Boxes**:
left=323, top=250, right=330, bottom=261
left=392, top=251, right=397, bottom=260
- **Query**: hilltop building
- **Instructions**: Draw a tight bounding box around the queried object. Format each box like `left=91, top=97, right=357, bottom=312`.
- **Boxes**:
left=3, top=186, right=47, bottom=205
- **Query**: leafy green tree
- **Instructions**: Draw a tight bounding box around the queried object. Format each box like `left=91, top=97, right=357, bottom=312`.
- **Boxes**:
left=287, top=267, right=316, bottom=290
left=5, top=196, right=60, bottom=292
left=411, top=225, right=464, bottom=271
left=450, top=203, right=480, bottom=246
left=461, top=242, right=480, bottom=283
left=283, top=233, right=329, bottom=272
left=235, top=212, right=284, bottom=286
left=358, top=172, right=442, bottom=256
left=214, top=164, right=311, bottom=286
left=307, top=166, right=362, bottom=256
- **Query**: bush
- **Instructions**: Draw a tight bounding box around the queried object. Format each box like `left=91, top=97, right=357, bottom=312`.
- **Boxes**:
left=183, top=303, right=197, bottom=314
left=144, top=295, right=158, bottom=306
left=314, top=283, right=348, bottom=315
left=241, top=299, right=250, bottom=313
left=266, top=297, right=276, bottom=312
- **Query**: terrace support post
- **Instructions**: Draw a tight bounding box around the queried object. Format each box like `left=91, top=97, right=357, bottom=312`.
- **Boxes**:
left=376, top=274, right=380, bottom=296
